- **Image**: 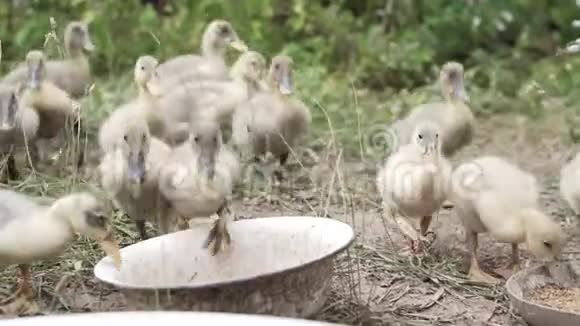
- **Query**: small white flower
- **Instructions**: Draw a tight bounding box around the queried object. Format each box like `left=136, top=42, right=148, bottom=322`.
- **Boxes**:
left=472, top=16, right=482, bottom=29
left=572, top=20, right=580, bottom=28
left=494, top=19, right=506, bottom=32
left=500, top=10, right=514, bottom=23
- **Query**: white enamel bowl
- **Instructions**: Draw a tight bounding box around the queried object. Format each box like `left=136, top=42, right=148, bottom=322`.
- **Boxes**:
left=94, top=216, right=355, bottom=317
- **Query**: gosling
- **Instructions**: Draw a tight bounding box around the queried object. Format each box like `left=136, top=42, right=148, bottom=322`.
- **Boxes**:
left=159, top=120, right=240, bottom=255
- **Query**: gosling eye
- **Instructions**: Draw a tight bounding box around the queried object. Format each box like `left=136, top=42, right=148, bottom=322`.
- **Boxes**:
left=194, top=136, right=200, bottom=143
left=123, top=135, right=129, bottom=142
left=220, top=25, right=230, bottom=35
left=418, top=134, right=423, bottom=140
left=86, top=211, right=107, bottom=229
left=435, top=133, right=439, bottom=139
left=274, top=64, right=280, bottom=70
left=142, top=134, right=147, bottom=142
left=543, top=241, right=553, bottom=249
left=140, top=66, right=145, bottom=71
left=213, top=136, right=218, bottom=143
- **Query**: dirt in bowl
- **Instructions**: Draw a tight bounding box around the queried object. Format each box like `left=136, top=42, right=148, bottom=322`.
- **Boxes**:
left=529, top=284, right=580, bottom=314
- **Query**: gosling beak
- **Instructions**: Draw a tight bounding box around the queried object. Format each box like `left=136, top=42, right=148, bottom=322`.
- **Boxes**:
left=279, top=71, right=293, bottom=95
left=199, top=148, right=217, bottom=180
left=453, top=83, right=470, bottom=103
left=1, top=94, right=17, bottom=129
left=432, top=138, right=439, bottom=155
left=146, top=72, right=162, bottom=96
left=127, top=153, right=146, bottom=184
left=83, top=37, right=95, bottom=52
left=229, top=38, right=248, bottom=52
left=28, top=62, right=41, bottom=90
left=99, top=233, right=122, bottom=269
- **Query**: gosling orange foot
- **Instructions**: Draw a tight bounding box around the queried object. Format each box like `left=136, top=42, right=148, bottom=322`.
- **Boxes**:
left=399, top=238, right=429, bottom=257
left=468, top=264, right=501, bottom=284
left=202, top=219, right=231, bottom=255
left=0, top=296, right=39, bottom=316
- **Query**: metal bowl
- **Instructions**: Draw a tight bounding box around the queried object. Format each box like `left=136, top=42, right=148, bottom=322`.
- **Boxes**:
left=94, top=216, right=355, bottom=317
left=506, top=262, right=580, bottom=326
left=0, top=311, right=342, bottom=325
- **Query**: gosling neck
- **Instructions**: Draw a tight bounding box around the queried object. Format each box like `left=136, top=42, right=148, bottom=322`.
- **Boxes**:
left=45, top=197, right=77, bottom=236
left=201, top=33, right=225, bottom=58
left=230, top=71, right=255, bottom=94
left=137, top=83, right=156, bottom=102
left=246, top=79, right=262, bottom=95
left=66, top=45, right=86, bottom=60
left=444, top=92, right=465, bottom=105
left=419, top=167, right=437, bottom=198
left=66, top=47, right=90, bottom=77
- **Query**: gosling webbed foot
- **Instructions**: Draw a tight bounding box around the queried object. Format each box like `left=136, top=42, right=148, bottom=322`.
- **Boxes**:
left=176, top=216, right=190, bottom=231
left=400, top=233, right=435, bottom=257
left=399, top=239, right=423, bottom=257
left=468, top=264, right=501, bottom=284
left=510, top=263, right=521, bottom=274
left=0, top=296, right=39, bottom=316
left=202, top=219, right=231, bottom=256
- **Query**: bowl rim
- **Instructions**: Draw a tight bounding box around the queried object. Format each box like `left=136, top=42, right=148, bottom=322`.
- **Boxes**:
left=505, top=264, right=580, bottom=319
left=0, top=311, right=343, bottom=325
left=94, top=216, right=356, bottom=290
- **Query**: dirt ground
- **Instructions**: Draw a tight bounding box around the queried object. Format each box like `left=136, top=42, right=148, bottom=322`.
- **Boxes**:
left=3, top=111, right=580, bottom=325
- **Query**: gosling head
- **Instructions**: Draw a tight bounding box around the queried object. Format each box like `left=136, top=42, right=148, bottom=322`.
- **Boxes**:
left=55, top=192, right=121, bottom=268
left=523, top=209, right=564, bottom=262
left=121, top=123, right=151, bottom=186
left=440, top=62, right=469, bottom=103
left=134, top=55, right=161, bottom=96
left=411, top=121, right=441, bottom=158
left=64, top=21, right=95, bottom=53
left=268, top=55, right=294, bottom=95
left=203, top=19, right=247, bottom=55
left=189, top=120, right=222, bottom=180
left=230, top=51, right=266, bottom=84
left=24, top=50, right=46, bottom=90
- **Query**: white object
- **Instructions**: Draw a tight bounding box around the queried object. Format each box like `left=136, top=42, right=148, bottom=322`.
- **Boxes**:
left=0, top=311, right=342, bottom=325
